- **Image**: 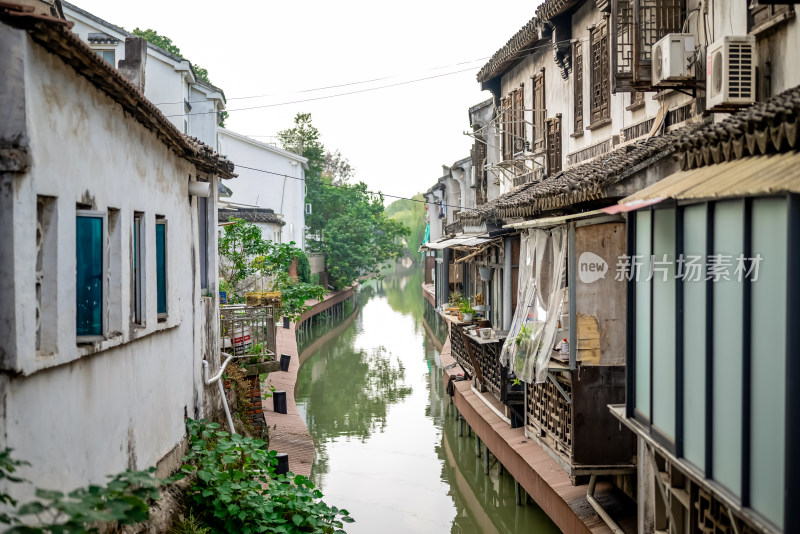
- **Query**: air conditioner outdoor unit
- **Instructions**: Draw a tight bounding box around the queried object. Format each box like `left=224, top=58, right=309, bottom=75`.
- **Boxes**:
left=652, top=33, right=695, bottom=87
left=706, top=36, right=756, bottom=110
left=305, top=203, right=312, bottom=215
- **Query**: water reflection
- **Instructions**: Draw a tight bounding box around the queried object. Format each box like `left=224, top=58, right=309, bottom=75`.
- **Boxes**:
left=295, top=266, right=559, bottom=533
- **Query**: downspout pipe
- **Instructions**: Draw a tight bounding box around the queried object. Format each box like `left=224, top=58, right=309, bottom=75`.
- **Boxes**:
left=587, top=475, right=626, bottom=534
left=202, top=352, right=236, bottom=435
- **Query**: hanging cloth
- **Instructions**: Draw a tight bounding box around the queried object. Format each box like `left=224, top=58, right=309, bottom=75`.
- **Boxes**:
left=499, top=227, right=567, bottom=383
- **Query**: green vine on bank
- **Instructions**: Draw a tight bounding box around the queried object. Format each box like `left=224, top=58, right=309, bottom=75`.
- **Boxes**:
left=177, top=419, right=353, bottom=533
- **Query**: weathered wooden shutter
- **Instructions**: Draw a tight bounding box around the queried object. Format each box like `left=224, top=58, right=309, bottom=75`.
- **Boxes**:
left=532, top=70, right=546, bottom=152
left=546, top=115, right=562, bottom=174
left=573, top=40, right=584, bottom=132
left=749, top=3, right=794, bottom=34
left=501, top=97, right=512, bottom=161
left=590, top=23, right=610, bottom=123
left=514, top=85, right=526, bottom=153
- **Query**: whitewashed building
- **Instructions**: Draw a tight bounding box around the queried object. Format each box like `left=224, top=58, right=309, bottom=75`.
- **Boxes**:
left=218, top=129, right=309, bottom=250
left=62, top=1, right=226, bottom=148
left=0, top=5, right=234, bottom=501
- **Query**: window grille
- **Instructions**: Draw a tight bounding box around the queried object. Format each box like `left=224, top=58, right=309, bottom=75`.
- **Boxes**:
left=546, top=115, right=563, bottom=174
left=573, top=41, right=584, bottom=133
left=590, top=21, right=611, bottom=124
left=532, top=71, right=546, bottom=152
left=611, top=0, right=685, bottom=91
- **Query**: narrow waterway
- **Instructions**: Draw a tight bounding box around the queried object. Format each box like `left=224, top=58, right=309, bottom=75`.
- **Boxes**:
left=295, top=266, right=561, bottom=533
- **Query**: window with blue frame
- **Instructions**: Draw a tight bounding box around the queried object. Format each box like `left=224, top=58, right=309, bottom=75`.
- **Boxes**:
left=156, top=218, right=167, bottom=318
left=76, top=211, right=105, bottom=338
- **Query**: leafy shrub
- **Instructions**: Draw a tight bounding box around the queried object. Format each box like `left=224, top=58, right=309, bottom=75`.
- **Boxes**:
left=1, top=448, right=160, bottom=533
left=178, top=419, right=352, bottom=533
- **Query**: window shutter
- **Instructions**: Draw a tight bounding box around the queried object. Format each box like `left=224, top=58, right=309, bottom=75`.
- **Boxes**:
left=532, top=70, right=546, bottom=152
left=590, top=22, right=611, bottom=123
left=546, top=115, right=562, bottom=174
left=574, top=40, right=584, bottom=132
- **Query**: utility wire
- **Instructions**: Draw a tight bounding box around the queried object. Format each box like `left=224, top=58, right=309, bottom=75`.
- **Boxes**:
left=233, top=164, right=468, bottom=210
left=162, top=38, right=581, bottom=113
left=154, top=56, right=491, bottom=105
left=166, top=65, right=481, bottom=118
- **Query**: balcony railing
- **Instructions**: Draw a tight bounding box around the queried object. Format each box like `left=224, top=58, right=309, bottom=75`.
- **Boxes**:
left=220, top=305, right=276, bottom=359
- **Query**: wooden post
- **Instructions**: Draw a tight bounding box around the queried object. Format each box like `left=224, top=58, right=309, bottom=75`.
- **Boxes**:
left=515, top=480, right=522, bottom=505
left=475, top=435, right=481, bottom=457
left=483, top=443, right=490, bottom=474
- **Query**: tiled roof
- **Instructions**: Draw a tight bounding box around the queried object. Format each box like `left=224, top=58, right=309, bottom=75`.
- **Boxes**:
left=476, top=16, right=539, bottom=83
left=218, top=209, right=284, bottom=226
left=87, top=31, right=118, bottom=44
left=460, top=126, right=698, bottom=224
left=0, top=4, right=235, bottom=178
left=535, top=0, right=583, bottom=22
left=676, top=84, right=800, bottom=170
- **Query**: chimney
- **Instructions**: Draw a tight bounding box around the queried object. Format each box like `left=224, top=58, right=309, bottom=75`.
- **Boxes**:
left=118, top=37, right=147, bottom=92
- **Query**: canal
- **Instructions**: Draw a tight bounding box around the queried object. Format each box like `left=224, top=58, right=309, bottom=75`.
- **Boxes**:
left=295, top=266, right=561, bottom=533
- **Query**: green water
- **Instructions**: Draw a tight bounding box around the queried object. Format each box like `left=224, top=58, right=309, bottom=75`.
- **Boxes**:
left=295, top=266, right=560, bottom=534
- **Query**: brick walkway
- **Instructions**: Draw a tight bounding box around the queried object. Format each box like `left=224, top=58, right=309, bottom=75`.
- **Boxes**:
left=262, top=288, right=356, bottom=478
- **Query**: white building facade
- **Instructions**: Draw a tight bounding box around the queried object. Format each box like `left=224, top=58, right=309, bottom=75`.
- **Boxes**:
left=0, top=9, right=234, bottom=501
left=218, top=129, right=309, bottom=249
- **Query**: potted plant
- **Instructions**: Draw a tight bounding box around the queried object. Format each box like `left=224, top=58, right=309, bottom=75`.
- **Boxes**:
left=459, top=299, right=476, bottom=323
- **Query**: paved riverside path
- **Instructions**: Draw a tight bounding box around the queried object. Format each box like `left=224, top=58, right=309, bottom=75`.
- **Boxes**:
left=262, top=288, right=356, bottom=478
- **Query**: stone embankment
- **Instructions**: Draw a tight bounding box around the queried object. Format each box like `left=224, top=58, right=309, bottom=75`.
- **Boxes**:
left=262, top=288, right=357, bottom=477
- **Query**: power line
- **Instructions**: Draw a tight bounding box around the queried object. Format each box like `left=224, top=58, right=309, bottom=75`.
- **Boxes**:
left=233, top=164, right=468, bottom=210
left=154, top=56, right=491, bottom=106
left=166, top=65, right=481, bottom=118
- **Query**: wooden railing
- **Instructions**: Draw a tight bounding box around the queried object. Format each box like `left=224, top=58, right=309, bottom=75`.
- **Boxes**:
left=526, top=374, right=573, bottom=458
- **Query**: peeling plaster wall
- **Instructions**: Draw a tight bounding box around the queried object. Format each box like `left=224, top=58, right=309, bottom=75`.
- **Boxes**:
left=0, top=29, right=220, bottom=501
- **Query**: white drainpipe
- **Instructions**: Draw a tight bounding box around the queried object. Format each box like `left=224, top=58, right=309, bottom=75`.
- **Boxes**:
left=202, top=352, right=236, bottom=435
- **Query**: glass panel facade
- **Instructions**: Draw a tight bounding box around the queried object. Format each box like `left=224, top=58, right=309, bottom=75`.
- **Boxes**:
left=682, top=204, right=706, bottom=470
left=156, top=221, right=167, bottom=316
left=652, top=208, right=676, bottom=439
left=750, top=198, right=787, bottom=528
left=712, top=200, right=744, bottom=496
left=76, top=215, right=103, bottom=337
left=634, top=210, right=651, bottom=418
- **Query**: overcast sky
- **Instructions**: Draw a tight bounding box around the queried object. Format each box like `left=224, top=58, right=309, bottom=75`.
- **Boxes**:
left=71, top=0, right=540, bottom=204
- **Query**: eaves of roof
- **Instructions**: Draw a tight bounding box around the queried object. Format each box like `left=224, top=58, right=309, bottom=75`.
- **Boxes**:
left=469, top=98, right=493, bottom=115
left=218, top=209, right=285, bottom=226
left=676, top=84, right=800, bottom=170
left=535, top=0, right=583, bottom=23
left=476, top=16, right=540, bottom=83
left=0, top=5, right=235, bottom=178
left=460, top=126, right=699, bottom=225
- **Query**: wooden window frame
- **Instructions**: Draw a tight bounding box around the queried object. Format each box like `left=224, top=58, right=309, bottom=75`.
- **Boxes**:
left=748, top=3, right=795, bottom=36
left=546, top=114, right=562, bottom=174
left=610, top=0, right=685, bottom=92
left=155, top=217, right=168, bottom=320
left=589, top=20, right=611, bottom=126
left=532, top=70, right=546, bottom=153
left=573, top=40, right=584, bottom=134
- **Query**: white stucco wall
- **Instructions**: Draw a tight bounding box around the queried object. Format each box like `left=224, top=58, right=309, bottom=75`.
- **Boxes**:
left=0, top=29, right=221, bottom=500
left=218, top=129, right=308, bottom=250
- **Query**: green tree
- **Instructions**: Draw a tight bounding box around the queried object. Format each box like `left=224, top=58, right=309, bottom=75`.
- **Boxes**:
left=384, top=194, right=427, bottom=260
left=131, top=28, right=182, bottom=58
left=278, top=114, right=408, bottom=287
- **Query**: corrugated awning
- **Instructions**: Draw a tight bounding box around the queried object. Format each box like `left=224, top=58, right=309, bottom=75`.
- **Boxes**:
left=615, top=152, right=800, bottom=210
left=422, top=234, right=494, bottom=250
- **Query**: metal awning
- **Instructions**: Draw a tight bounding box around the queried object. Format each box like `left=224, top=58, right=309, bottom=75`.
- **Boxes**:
left=612, top=152, right=800, bottom=211
left=422, top=234, right=494, bottom=250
